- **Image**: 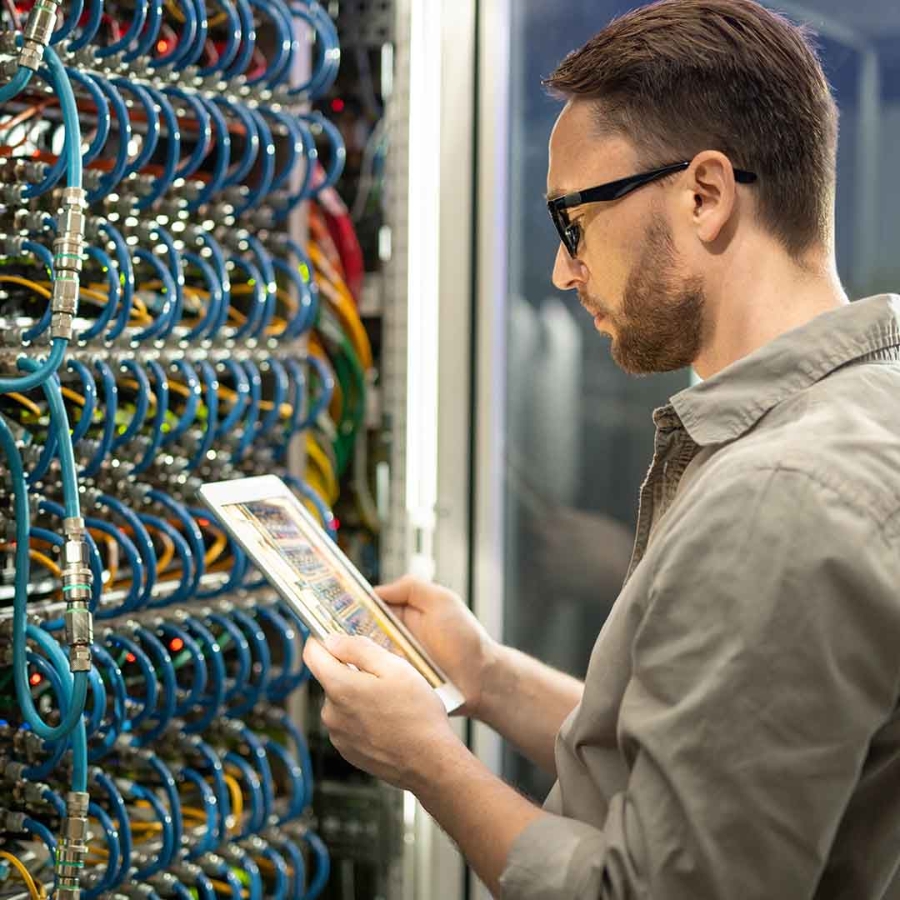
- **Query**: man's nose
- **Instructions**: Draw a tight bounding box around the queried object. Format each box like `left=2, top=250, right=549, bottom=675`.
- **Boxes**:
left=552, top=243, right=588, bottom=291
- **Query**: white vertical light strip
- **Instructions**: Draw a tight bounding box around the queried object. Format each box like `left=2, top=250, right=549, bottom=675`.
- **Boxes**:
left=405, top=0, right=442, bottom=580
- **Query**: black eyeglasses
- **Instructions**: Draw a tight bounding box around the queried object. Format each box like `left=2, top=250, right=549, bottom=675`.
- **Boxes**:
left=547, top=161, right=758, bottom=258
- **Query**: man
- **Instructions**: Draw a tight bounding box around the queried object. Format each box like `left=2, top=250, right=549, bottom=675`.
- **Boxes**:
left=303, top=0, right=900, bottom=896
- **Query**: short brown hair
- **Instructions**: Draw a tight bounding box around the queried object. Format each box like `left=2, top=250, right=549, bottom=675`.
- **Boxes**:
left=545, top=0, right=838, bottom=256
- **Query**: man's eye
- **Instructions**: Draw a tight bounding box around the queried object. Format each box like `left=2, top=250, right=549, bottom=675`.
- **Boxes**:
left=565, top=222, right=582, bottom=248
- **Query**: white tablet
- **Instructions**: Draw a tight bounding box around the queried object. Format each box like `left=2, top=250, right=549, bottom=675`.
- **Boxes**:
left=199, top=475, right=464, bottom=713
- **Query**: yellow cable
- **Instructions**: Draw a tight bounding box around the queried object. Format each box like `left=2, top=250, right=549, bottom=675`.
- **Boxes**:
left=5, top=392, right=42, bottom=417
left=203, top=525, right=228, bottom=568
left=305, top=434, right=339, bottom=504
left=60, top=386, right=86, bottom=407
left=28, top=549, right=62, bottom=580
left=0, top=851, right=45, bottom=900
left=222, top=772, right=244, bottom=833
left=0, top=275, right=51, bottom=298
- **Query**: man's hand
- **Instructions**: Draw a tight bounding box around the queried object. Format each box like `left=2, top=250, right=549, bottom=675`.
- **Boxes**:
left=375, top=576, right=499, bottom=717
left=303, top=634, right=463, bottom=790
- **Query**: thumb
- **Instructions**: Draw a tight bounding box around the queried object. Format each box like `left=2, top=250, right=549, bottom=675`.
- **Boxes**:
left=325, top=634, right=395, bottom=676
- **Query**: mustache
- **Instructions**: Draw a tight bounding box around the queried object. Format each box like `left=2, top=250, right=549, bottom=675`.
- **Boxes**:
left=578, top=293, right=608, bottom=316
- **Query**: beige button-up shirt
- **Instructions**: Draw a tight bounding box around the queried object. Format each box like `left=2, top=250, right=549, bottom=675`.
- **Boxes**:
left=500, top=295, right=900, bottom=899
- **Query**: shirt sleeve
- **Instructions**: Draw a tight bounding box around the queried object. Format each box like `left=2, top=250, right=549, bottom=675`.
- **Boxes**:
left=500, top=465, right=900, bottom=900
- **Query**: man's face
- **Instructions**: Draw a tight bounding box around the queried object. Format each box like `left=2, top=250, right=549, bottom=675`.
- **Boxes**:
left=547, top=101, right=705, bottom=375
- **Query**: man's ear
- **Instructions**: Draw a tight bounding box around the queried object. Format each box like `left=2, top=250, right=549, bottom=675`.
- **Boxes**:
left=681, top=151, right=740, bottom=246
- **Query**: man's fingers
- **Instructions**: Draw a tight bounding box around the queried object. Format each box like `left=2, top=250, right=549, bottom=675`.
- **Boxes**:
left=374, top=575, right=420, bottom=608
left=303, top=637, right=354, bottom=690
left=324, top=634, right=396, bottom=676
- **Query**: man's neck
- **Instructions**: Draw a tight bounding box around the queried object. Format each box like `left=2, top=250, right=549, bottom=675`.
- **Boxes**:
left=693, top=242, right=849, bottom=380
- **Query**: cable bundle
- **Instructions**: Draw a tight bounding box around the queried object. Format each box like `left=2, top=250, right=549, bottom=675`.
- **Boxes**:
left=0, top=0, right=362, bottom=896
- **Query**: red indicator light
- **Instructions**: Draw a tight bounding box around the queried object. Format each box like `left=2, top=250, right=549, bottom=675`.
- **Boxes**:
left=125, top=652, right=136, bottom=664
left=29, top=673, right=42, bottom=687
left=157, top=39, right=169, bottom=53
left=331, top=516, right=340, bottom=531
left=330, top=98, right=345, bottom=113
left=169, top=637, right=184, bottom=653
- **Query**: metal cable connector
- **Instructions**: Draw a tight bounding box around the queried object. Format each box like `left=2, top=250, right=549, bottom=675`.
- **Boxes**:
left=55, top=791, right=90, bottom=900
left=19, top=0, right=59, bottom=71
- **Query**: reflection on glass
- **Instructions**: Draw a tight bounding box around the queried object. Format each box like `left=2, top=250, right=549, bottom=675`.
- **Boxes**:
left=501, top=0, right=900, bottom=801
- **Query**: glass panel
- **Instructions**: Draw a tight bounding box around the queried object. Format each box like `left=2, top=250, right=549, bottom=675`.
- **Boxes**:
left=501, top=0, right=900, bottom=801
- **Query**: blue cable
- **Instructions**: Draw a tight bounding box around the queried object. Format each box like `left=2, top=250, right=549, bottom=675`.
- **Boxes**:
left=188, top=98, right=231, bottom=210
left=279, top=237, right=319, bottom=337
left=22, top=816, right=57, bottom=861
left=163, top=86, right=211, bottom=179
left=143, top=750, right=184, bottom=861
left=131, top=785, right=175, bottom=876
left=227, top=256, right=267, bottom=340
left=227, top=607, right=271, bottom=717
left=65, top=358, right=98, bottom=447
left=232, top=108, right=275, bottom=215
left=26, top=623, right=89, bottom=791
left=228, top=845, right=263, bottom=900
left=215, top=358, right=250, bottom=438
left=66, top=70, right=110, bottom=165
left=262, top=108, right=303, bottom=192
left=96, top=0, right=148, bottom=56
left=67, top=0, right=103, bottom=50
left=194, top=526, right=247, bottom=599
left=81, top=361, right=117, bottom=477
left=77, top=245, right=121, bottom=342
left=214, top=97, right=259, bottom=187
left=187, top=737, right=230, bottom=837
left=163, top=359, right=202, bottom=445
left=85, top=660, right=108, bottom=738
left=222, top=0, right=255, bottom=78
left=100, top=223, right=135, bottom=342
left=288, top=476, right=337, bottom=542
left=303, top=831, right=331, bottom=900
left=111, top=358, right=151, bottom=450
left=96, top=492, right=158, bottom=605
left=0, top=338, right=66, bottom=394
left=181, top=0, right=208, bottom=67
left=223, top=752, right=263, bottom=836
left=157, top=621, right=207, bottom=712
left=89, top=517, right=143, bottom=616
left=179, top=616, right=225, bottom=734
left=150, top=225, right=186, bottom=336
left=197, top=0, right=240, bottom=74
left=0, top=66, right=33, bottom=104
left=82, top=802, right=120, bottom=898
left=91, top=770, right=132, bottom=883
left=288, top=0, right=340, bottom=99
left=87, top=75, right=131, bottom=202
left=106, top=632, right=159, bottom=731
left=131, top=629, right=177, bottom=743
left=304, top=111, right=346, bottom=194
left=180, top=767, right=219, bottom=856
left=243, top=233, right=278, bottom=336
left=148, top=490, right=205, bottom=594
left=189, top=360, right=219, bottom=470
left=182, top=251, right=224, bottom=341
left=18, top=239, right=53, bottom=341
left=256, top=357, right=289, bottom=439
left=299, top=355, right=336, bottom=429
left=133, top=360, right=169, bottom=474
left=50, top=0, right=83, bottom=42
left=233, top=721, right=275, bottom=825
left=130, top=247, right=179, bottom=342
left=88, top=645, right=127, bottom=760
left=272, top=256, right=315, bottom=339
left=122, top=0, right=164, bottom=60
left=20, top=654, right=68, bottom=781
left=245, top=0, right=291, bottom=87
left=264, top=737, right=305, bottom=822
left=235, top=359, right=262, bottom=459
left=26, top=412, right=57, bottom=488
left=274, top=116, right=317, bottom=216
left=259, top=843, right=289, bottom=900
left=256, top=605, right=297, bottom=696
left=271, top=835, right=305, bottom=900
left=275, top=711, right=315, bottom=810
left=194, top=231, right=230, bottom=338
left=135, top=86, right=181, bottom=209
left=151, top=0, right=198, bottom=68
left=202, top=612, right=250, bottom=702
left=111, top=79, right=161, bottom=177
left=140, top=512, right=194, bottom=607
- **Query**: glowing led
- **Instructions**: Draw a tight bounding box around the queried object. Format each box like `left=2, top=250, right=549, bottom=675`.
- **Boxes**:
left=169, top=637, right=184, bottom=653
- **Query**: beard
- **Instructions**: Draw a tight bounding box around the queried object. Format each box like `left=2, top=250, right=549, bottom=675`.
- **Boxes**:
left=588, top=218, right=705, bottom=375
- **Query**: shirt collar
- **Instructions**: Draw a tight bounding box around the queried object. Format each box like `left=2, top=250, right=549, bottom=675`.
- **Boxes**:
left=668, top=294, right=900, bottom=446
